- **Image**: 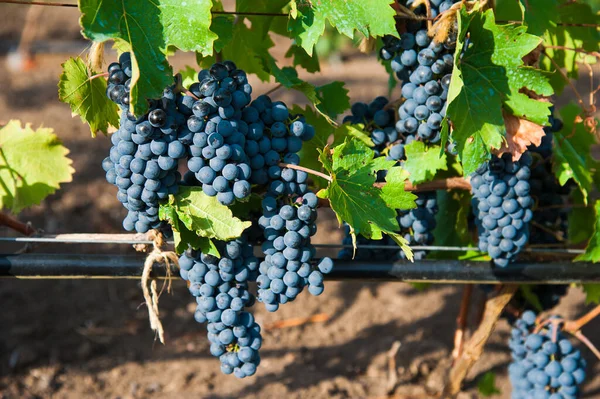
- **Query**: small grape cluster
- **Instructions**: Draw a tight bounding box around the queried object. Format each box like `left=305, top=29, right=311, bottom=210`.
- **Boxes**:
left=102, top=53, right=188, bottom=233
left=379, top=0, right=458, bottom=144
left=182, top=61, right=254, bottom=205
left=258, top=191, right=334, bottom=312
left=339, top=97, right=438, bottom=261
left=509, top=311, right=587, bottom=399
left=471, top=153, right=533, bottom=267
left=178, top=236, right=262, bottom=378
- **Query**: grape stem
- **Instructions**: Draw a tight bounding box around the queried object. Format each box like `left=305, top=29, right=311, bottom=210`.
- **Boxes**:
left=88, top=72, right=109, bottom=81
left=565, top=304, right=600, bottom=333
left=442, top=284, right=518, bottom=396
left=0, top=212, right=36, bottom=236
left=451, top=285, right=473, bottom=362
left=573, top=330, right=600, bottom=361
left=278, top=163, right=333, bottom=182
left=263, top=83, right=283, bottom=97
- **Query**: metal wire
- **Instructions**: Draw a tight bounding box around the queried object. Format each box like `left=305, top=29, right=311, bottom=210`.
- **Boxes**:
left=0, top=234, right=585, bottom=254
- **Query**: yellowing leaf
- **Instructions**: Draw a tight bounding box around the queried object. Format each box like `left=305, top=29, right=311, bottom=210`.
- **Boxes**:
left=0, top=121, right=74, bottom=213
left=495, top=112, right=546, bottom=161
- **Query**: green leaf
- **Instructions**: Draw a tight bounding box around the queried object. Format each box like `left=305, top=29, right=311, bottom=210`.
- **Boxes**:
left=519, top=285, right=544, bottom=312
left=285, top=44, right=321, bottom=73
left=568, top=189, right=595, bottom=245
left=582, top=284, right=600, bottom=304
left=159, top=200, right=219, bottom=256
left=403, top=141, right=447, bottom=184
left=381, top=167, right=417, bottom=210
left=199, top=23, right=274, bottom=81
left=179, top=65, right=198, bottom=88
left=289, top=0, right=397, bottom=55
left=521, top=0, right=558, bottom=36
left=292, top=105, right=335, bottom=189
left=332, top=124, right=374, bottom=147
left=314, top=81, right=351, bottom=121
left=261, top=58, right=319, bottom=103
left=318, top=139, right=401, bottom=244
left=431, top=190, right=472, bottom=258
left=79, top=0, right=216, bottom=115
left=236, top=0, right=290, bottom=37
left=57, top=57, right=119, bottom=137
left=576, top=200, right=600, bottom=263
left=447, top=8, right=552, bottom=175
left=540, top=2, right=600, bottom=94
left=0, top=121, right=74, bottom=213
left=478, top=372, right=501, bottom=397
left=210, top=16, right=235, bottom=53
left=553, top=103, right=598, bottom=203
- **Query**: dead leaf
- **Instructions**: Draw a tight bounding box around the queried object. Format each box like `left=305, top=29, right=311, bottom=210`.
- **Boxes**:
left=494, top=111, right=546, bottom=161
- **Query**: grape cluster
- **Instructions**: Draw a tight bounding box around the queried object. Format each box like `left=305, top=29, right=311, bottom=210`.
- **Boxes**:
left=102, top=53, right=187, bottom=233
left=339, top=97, right=438, bottom=261
left=379, top=0, right=458, bottom=144
left=509, top=311, right=587, bottom=399
left=258, top=190, right=334, bottom=312
left=182, top=61, right=253, bottom=205
left=471, top=154, right=533, bottom=267
left=178, top=236, right=262, bottom=378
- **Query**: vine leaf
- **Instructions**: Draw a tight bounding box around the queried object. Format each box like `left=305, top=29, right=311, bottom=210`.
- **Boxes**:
left=403, top=141, right=447, bottom=184
left=332, top=124, right=374, bottom=148
left=0, top=121, right=74, bottom=213
left=568, top=189, right=595, bottom=245
left=198, top=23, right=273, bottom=81
left=431, top=190, right=473, bottom=259
left=79, top=0, right=216, bottom=115
left=575, top=200, right=600, bottom=263
left=477, top=371, right=501, bottom=397
left=285, top=45, right=321, bottom=73
left=582, top=284, right=600, bottom=304
left=292, top=105, right=334, bottom=189
left=159, top=200, right=219, bottom=256
left=58, top=57, right=119, bottom=137
left=540, top=1, right=600, bottom=94
left=381, top=167, right=417, bottom=210
left=317, top=138, right=413, bottom=260
left=166, top=186, right=251, bottom=242
left=521, top=0, right=558, bottom=36
left=179, top=65, right=198, bottom=88
left=446, top=8, right=552, bottom=175
left=495, top=112, right=546, bottom=160
left=264, top=58, right=350, bottom=121
left=553, top=103, right=598, bottom=203
left=289, top=0, right=398, bottom=56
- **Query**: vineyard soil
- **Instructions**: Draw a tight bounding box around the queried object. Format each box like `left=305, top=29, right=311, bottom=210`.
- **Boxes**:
left=0, top=51, right=599, bottom=398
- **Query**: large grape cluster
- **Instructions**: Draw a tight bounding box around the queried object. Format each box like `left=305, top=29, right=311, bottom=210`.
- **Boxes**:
left=379, top=0, right=458, bottom=145
left=339, top=97, right=438, bottom=261
left=471, top=153, right=533, bottom=267
left=102, top=53, right=188, bottom=233
left=509, top=311, right=587, bottom=399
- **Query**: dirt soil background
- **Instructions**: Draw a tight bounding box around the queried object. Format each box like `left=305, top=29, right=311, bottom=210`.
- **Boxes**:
left=1, top=3, right=599, bottom=399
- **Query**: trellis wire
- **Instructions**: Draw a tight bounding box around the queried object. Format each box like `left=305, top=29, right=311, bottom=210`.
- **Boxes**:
left=1, top=0, right=599, bottom=28
left=1, top=253, right=599, bottom=283
left=0, top=235, right=585, bottom=254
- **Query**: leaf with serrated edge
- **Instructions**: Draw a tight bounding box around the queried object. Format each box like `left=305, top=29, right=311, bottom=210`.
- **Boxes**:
left=285, top=45, right=320, bottom=73
left=575, top=200, right=600, bottom=263
left=553, top=103, right=597, bottom=203
left=0, top=121, right=74, bottom=213
left=159, top=200, right=219, bottom=256
left=381, top=167, right=417, bottom=210
left=447, top=8, right=552, bottom=175
left=289, top=0, right=397, bottom=55
left=179, top=65, right=198, bottom=89
left=318, top=139, right=406, bottom=255
left=582, top=284, right=600, bottom=304
left=79, top=0, right=216, bottom=115
left=314, top=81, right=350, bottom=121
left=568, top=189, right=595, bottom=245
left=58, top=57, right=119, bottom=137
left=173, top=186, right=251, bottom=241
left=522, top=0, right=558, bottom=36
left=403, top=141, right=447, bottom=184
